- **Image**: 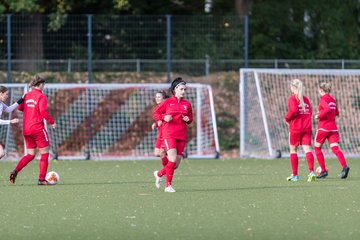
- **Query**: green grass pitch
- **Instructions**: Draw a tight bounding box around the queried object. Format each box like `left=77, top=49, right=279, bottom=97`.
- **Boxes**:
left=0, top=158, right=359, bottom=240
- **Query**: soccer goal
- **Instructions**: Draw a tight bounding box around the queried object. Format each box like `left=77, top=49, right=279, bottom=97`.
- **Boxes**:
left=1, top=83, right=219, bottom=160
left=240, top=69, right=360, bottom=158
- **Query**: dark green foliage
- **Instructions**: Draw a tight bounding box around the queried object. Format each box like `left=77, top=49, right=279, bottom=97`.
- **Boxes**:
left=249, top=0, right=360, bottom=59
left=217, top=112, right=239, bottom=150
left=3, top=1, right=360, bottom=61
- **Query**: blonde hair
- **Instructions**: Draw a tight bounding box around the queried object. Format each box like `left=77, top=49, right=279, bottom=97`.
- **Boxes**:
left=319, top=82, right=331, bottom=93
left=291, top=79, right=305, bottom=112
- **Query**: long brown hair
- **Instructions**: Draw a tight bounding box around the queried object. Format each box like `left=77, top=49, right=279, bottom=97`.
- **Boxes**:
left=0, top=86, right=8, bottom=94
left=154, top=90, right=169, bottom=105
left=170, top=77, right=186, bottom=95
left=29, top=75, right=45, bottom=88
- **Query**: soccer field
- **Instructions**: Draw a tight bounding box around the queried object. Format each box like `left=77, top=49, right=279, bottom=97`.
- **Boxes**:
left=0, top=158, right=358, bottom=240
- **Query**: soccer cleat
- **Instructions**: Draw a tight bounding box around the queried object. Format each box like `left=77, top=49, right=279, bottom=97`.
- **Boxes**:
left=38, top=180, right=51, bottom=186
left=316, top=170, right=328, bottom=179
left=9, top=170, right=17, bottom=184
left=307, top=171, right=316, bottom=182
left=341, top=165, right=350, bottom=179
left=286, top=174, right=299, bottom=182
left=164, top=185, right=176, bottom=193
left=153, top=171, right=162, bottom=189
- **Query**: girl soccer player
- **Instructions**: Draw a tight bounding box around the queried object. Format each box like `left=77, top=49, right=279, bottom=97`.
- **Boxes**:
left=285, top=79, right=315, bottom=182
left=153, top=77, right=193, bottom=192
left=152, top=90, right=169, bottom=186
left=9, top=75, right=57, bottom=185
left=0, top=86, right=24, bottom=159
left=314, top=82, right=349, bottom=179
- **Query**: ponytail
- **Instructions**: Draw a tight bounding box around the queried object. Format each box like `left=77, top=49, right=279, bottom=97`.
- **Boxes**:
left=291, top=79, right=305, bottom=112
left=319, top=82, right=331, bottom=93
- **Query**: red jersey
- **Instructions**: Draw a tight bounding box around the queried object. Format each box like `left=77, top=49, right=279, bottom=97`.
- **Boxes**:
left=317, top=94, right=339, bottom=131
left=18, top=88, right=55, bottom=135
left=153, top=96, right=193, bottom=141
left=153, top=104, right=164, bottom=140
left=285, top=95, right=312, bottom=132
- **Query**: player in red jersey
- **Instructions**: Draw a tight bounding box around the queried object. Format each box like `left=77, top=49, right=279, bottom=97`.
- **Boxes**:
left=314, top=82, right=349, bottom=179
left=152, top=91, right=169, bottom=169
left=9, top=75, right=57, bottom=185
left=152, top=77, right=193, bottom=192
left=284, top=79, right=315, bottom=182
left=0, top=86, right=24, bottom=159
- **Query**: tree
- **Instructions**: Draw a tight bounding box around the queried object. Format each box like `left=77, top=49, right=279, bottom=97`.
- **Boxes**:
left=248, top=0, right=360, bottom=59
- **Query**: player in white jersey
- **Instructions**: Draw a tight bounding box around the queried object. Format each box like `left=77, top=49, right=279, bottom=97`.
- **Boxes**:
left=0, top=86, right=24, bottom=159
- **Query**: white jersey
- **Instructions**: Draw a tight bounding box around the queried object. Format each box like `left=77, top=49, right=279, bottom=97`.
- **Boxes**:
left=0, top=102, right=18, bottom=125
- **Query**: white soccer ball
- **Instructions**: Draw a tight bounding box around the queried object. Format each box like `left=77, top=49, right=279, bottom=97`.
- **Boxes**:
left=315, top=166, right=322, bottom=177
left=45, top=171, right=60, bottom=185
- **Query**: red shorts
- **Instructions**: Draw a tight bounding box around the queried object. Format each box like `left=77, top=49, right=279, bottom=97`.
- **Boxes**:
left=315, top=129, right=339, bottom=145
left=163, top=138, right=186, bottom=156
left=154, top=138, right=165, bottom=149
left=289, top=131, right=312, bottom=146
left=24, top=129, right=50, bottom=149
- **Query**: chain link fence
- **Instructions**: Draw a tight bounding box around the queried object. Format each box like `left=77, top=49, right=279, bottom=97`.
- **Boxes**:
left=1, top=15, right=360, bottom=81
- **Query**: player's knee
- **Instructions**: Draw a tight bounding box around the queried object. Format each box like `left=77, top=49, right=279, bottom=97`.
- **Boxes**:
left=289, top=143, right=297, bottom=151
left=302, top=145, right=312, bottom=153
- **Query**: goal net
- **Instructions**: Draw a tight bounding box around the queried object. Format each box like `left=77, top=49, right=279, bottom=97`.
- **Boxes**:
left=240, top=69, right=360, bottom=158
left=1, top=83, right=219, bottom=160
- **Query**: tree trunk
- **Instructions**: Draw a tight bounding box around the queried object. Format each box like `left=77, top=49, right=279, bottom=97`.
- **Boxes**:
left=235, top=0, right=250, bottom=17
left=13, top=15, right=43, bottom=71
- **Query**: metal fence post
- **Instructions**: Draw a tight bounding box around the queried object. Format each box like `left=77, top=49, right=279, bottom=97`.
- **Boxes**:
left=243, top=15, right=248, bottom=68
left=6, top=14, right=12, bottom=83
left=87, top=15, right=92, bottom=83
left=241, top=15, right=249, bottom=157
left=86, top=15, right=93, bottom=160
left=67, top=59, right=72, bottom=73
left=166, top=15, right=171, bottom=83
left=136, top=59, right=140, bottom=73
left=205, top=56, right=210, bottom=76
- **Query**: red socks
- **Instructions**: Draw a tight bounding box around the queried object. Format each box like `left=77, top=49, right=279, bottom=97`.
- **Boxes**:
left=161, top=156, right=168, bottom=167
left=331, top=146, right=347, bottom=168
left=156, top=156, right=169, bottom=177
left=314, top=147, right=326, bottom=171
left=315, top=146, right=347, bottom=170
left=305, top=152, right=314, bottom=172
left=15, top=154, right=35, bottom=173
left=39, top=153, right=49, bottom=181
left=290, top=153, right=298, bottom=176
left=165, top=161, right=176, bottom=187
left=157, top=167, right=166, bottom=177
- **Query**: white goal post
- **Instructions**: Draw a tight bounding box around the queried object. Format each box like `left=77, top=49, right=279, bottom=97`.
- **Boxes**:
left=1, top=83, right=220, bottom=160
left=240, top=68, right=360, bottom=158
